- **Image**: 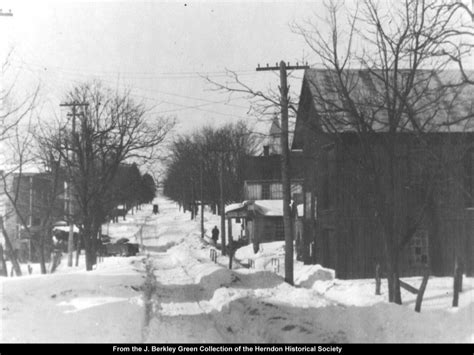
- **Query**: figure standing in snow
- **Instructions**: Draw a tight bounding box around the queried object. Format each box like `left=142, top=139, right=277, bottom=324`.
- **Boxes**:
left=211, top=226, right=219, bottom=244
left=50, top=235, right=63, bottom=273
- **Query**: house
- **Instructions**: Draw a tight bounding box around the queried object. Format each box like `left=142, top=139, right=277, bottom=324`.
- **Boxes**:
left=242, top=114, right=305, bottom=201
left=0, top=165, right=67, bottom=262
left=225, top=116, right=304, bottom=249
left=293, top=69, right=474, bottom=279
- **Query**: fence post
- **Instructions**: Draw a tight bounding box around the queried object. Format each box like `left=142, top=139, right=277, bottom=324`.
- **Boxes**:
left=375, top=263, right=381, bottom=295
left=453, top=259, right=463, bottom=307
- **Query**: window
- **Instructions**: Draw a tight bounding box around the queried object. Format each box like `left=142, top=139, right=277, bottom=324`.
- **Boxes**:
left=262, top=182, right=270, bottom=199
left=270, top=183, right=283, bottom=199
left=409, top=229, right=429, bottom=267
left=245, top=183, right=261, bottom=200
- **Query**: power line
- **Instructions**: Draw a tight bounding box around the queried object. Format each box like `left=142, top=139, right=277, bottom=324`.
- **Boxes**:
left=12, top=59, right=252, bottom=109
left=43, top=72, right=252, bottom=121
left=10, top=58, right=257, bottom=79
left=10, top=56, right=259, bottom=121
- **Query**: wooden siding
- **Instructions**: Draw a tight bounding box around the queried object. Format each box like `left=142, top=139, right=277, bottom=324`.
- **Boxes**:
left=304, top=133, right=474, bottom=278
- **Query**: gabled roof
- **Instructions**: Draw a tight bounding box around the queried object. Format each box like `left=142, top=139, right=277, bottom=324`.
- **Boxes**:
left=293, top=69, right=474, bottom=148
left=269, top=114, right=281, bottom=136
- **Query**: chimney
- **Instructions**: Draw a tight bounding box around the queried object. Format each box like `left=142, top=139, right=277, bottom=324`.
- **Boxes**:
left=263, top=145, right=269, bottom=156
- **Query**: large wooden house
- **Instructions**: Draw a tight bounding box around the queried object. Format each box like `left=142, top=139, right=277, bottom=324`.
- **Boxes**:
left=293, top=69, right=474, bottom=279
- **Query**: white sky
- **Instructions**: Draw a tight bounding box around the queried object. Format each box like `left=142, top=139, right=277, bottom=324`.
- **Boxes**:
left=0, top=0, right=472, bottom=176
left=0, top=0, right=321, bottom=136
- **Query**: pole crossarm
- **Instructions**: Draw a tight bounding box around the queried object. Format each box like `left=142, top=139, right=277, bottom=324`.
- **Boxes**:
left=256, top=63, right=309, bottom=72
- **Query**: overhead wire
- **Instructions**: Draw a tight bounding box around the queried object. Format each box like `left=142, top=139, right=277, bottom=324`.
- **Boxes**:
left=11, top=57, right=255, bottom=121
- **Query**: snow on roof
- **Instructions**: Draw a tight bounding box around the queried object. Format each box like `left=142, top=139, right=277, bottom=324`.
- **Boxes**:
left=226, top=200, right=298, bottom=217
left=225, top=201, right=249, bottom=214
left=0, top=163, right=46, bottom=175
left=53, top=225, right=80, bottom=233
left=251, top=200, right=284, bottom=216
left=252, top=200, right=299, bottom=217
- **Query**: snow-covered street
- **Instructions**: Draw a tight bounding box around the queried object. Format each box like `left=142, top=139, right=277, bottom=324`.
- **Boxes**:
left=1, top=195, right=473, bottom=343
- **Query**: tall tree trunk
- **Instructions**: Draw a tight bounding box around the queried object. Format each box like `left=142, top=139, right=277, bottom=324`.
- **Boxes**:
left=83, top=224, right=94, bottom=271
left=75, top=234, right=81, bottom=267
left=85, top=247, right=94, bottom=271
left=0, top=218, right=22, bottom=276
left=39, top=233, right=47, bottom=274
left=386, top=248, right=402, bottom=304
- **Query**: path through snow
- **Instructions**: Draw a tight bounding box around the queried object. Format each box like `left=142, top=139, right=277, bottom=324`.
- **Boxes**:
left=1, top=195, right=473, bottom=343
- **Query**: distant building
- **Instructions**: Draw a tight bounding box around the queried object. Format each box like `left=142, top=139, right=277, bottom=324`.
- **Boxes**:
left=242, top=153, right=304, bottom=201
left=0, top=165, right=67, bottom=262
left=226, top=116, right=304, bottom=248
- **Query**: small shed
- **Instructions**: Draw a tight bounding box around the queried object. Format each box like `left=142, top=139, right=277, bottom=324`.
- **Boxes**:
left=225, top=200, right=300, bottom=251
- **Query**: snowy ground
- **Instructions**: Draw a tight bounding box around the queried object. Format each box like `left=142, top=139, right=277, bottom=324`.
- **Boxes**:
left=1, top=195, right=473, bottom=343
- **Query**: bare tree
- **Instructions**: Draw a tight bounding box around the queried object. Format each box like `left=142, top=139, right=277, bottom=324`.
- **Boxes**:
left=163, top=122, right=257, bottom=213
left=0, top=54, right=40, bottom=277
left=292, top=0, right=473, bottom=303
left=42, top=81, right=174, bottom=271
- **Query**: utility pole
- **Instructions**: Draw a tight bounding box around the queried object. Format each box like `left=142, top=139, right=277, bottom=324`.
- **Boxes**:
left=219, top=153, right=226, bottom=255
left=60, top=101, right=88, bottom=267
left=28, top=175, right=33, bottom=263
left=256, top=61, right=308, bottom=285
left=200, top=159, right=204, bottom=238
left=218, top=150, right=227, bottom=255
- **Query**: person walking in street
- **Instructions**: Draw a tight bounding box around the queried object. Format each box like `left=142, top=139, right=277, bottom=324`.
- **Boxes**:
left=211, top=226, right=219, bottom=245
left=50, top=235, right=63, bottom=273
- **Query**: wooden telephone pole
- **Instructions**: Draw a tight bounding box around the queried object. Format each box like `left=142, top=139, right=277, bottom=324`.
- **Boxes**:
left=219, top=153, right=226, bottom=255
left=200, top=159, right=204, bottom=239
left=256, top=61, right=308, bottom=285
left=60, top=101, right=88, bottom=267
